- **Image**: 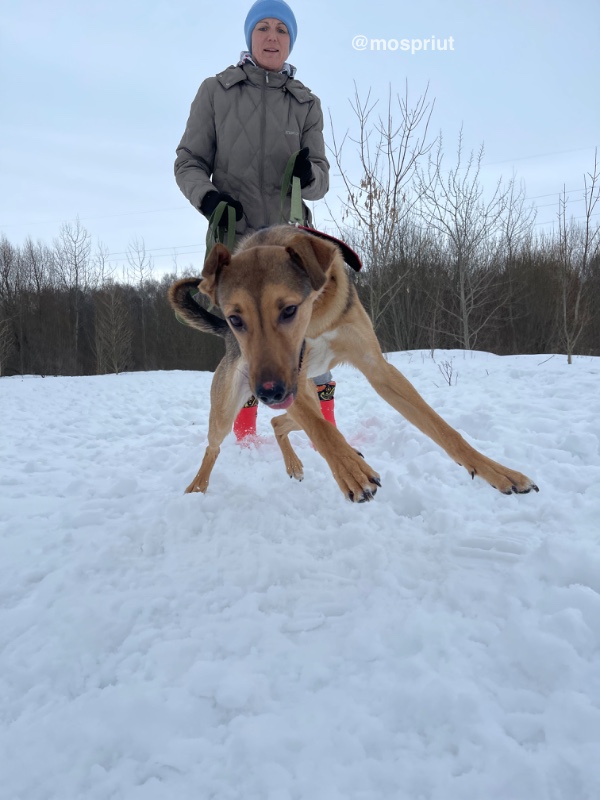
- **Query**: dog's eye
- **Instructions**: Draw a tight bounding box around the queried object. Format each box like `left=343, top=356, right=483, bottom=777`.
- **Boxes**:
left=228, top=314, right=244, bottom=329
left=280, top=305, right=297, bottom=322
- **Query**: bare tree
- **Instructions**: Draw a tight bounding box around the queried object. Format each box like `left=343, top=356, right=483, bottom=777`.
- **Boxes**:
left=53, top=217, right=94, bottom=369
left=0, top=236, right=24, bottom=374
left=0, top=236, right=20, bottom=306
left=95, top=282, right=132, bottom=374
left=558, top=150, right=600, bottom=363
left=496, top=180, right=537, bottom=352
left=94, top=240, right=114, bottom=286
left=0, top=315, right=15, bottom=375
left=127, top=237, right=153, bottom=370
left=417, top=132, right=526, bottom=350
left=371, top=226, right=443, bottom=352
left=22, top=237, right=56, bottom=294
left=500, top=176, right=537, bottom=262
left=327, top=83, right=436, bottom=333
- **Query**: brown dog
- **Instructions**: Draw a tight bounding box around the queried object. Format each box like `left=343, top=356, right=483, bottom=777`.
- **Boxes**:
left=168, top=225, right=538, bottom=502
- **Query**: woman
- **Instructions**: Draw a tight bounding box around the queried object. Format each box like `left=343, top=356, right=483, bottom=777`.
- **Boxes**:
left=174, top=0, right=336, bottom=439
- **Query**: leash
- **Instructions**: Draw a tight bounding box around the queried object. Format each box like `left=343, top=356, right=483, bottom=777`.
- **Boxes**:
left=205, top=150, right=302, bottom=250
left=176, top=199, right=238, bottom=328
left=281, top=151, right=362, bottom=271
left=206, top=150, right=301, bottom=253
left=177, top=154, right=361, bottom=329
left=280, top=151, right=305, bottom=225
left=206, top=200, right=237, bottom=252
left=204, top=152, right=361, bottom=270
left=178, top=153, right=302, bottom=331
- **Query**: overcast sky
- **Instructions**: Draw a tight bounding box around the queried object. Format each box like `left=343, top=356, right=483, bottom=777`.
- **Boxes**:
left=2, top=0, right=599, bottom=275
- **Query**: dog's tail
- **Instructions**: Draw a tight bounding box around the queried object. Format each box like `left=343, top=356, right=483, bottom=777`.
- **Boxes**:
left=168, top=278, right=229, bottom=338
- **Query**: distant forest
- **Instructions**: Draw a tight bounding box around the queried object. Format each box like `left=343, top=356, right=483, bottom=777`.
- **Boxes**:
left=2, top=89, right=599, bottom=377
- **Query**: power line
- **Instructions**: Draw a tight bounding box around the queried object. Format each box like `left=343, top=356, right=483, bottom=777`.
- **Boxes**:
left=105, top=249, right=206, bottom=266
left=533, top=211, right=600, bottom=227
left=482, top=144, right=597, bottom=168
left=105, top=242, right=204, bottom=259
left=536, top=198, right=587, bottom=210
left=526, top=187, right=582, bottom=201
left=2, top=145, right=597, bottom=260
left=2, top=148, right=596, bottom=232
left=0, top=206, right=189, bottom=229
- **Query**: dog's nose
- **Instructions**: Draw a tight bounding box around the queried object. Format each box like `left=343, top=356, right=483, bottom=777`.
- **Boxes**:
left=256, top=380, right=287, bottom=406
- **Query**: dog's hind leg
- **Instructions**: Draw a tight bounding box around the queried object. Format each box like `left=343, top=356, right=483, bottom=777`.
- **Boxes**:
left=271, top=413, right=305, bottom=481
left=185, top=359, right=249, bottom=494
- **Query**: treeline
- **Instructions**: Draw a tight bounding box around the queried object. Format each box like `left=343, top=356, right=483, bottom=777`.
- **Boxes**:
left=329, top=89, right=600, bottom=364
left=351, top=221, right=600, bottom=360
left=1, top=214, right=598, bottom=379
left=1, top=87, right=599, bottom=377
left=0, top=224, right=224, bottom=377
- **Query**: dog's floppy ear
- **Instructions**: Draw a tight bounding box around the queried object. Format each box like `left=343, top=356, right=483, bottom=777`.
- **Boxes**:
left=199, top=243, right=231, bottom=305
left=286, top=234, right=336, bottom=292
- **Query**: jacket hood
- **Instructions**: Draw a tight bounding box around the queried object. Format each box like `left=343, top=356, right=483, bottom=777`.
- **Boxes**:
left=216, top=63, right=312, bottom=103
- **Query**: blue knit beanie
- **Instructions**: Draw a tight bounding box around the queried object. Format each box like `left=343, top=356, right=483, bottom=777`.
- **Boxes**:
left=244, top=0, right=297, bottom=53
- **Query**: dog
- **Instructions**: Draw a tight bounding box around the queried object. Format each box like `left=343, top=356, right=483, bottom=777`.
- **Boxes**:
left=168, top=225, right=538, bottom=502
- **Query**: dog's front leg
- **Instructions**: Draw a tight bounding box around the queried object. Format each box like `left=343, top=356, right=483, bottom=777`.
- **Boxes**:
left=185, top=358, right=249, bottom=494
left=271, top=413, right=305, bottom=481
left=346, top=323, right=538, bottom=494
left=288, top=390, right=381, bottom=503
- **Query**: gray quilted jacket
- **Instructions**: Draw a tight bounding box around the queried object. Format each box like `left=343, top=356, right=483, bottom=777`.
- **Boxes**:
left=174, top=62, right=329, bottom=236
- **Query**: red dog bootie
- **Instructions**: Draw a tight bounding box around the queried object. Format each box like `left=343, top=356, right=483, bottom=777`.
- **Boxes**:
left=233, top=396, right=258, bottom=441
left=316, top=381, right=336, bottom=426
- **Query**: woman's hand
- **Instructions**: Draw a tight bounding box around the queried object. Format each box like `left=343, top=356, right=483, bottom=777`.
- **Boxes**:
left=200, top=191, right=244, bottom=221
left=292, top=148, right=313, bottom=188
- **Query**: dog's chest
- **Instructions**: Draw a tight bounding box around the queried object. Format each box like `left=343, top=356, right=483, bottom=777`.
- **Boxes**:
left=304, top=332, right=336, bottom=378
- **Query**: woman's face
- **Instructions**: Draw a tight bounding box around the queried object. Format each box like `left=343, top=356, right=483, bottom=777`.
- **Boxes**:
left=251, top=17, right=290, bottom=72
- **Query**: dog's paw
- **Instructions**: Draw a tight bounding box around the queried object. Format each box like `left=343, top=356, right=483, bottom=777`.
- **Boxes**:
left=349, top=476, right=381, bottom=503
left=285, top=452, right=304, bottom=482
left=331, top=452, right=381, bottom=503
left=185, top=478, right=209, bottom=494
left=465, top=458, right=539, bottom=495
left=495, top=472, right=539, bottom=495
left=184, top=468, right=211, bottom=494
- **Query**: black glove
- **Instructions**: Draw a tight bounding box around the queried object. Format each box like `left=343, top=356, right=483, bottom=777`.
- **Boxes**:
left=292, top=147, right=313, bottom=188
left=200, top=191, right=244, bottom=221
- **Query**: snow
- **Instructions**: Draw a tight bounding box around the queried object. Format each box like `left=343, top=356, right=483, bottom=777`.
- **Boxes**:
left=1, top=350, right=600, bottom=800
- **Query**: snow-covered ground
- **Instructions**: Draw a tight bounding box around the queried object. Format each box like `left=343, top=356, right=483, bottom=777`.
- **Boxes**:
left=1, top=350, right=599, bottom=800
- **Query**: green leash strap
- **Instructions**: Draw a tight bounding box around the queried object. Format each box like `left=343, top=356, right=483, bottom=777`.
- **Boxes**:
left=178, top=199, right=236, bottom=328
left=290, top=175, right=303, bottom=225
left=206, top=201, right=237, bottom=252
left=177, top=200, right=234, bottom=328
left=280, top=151, right=304, bottom=225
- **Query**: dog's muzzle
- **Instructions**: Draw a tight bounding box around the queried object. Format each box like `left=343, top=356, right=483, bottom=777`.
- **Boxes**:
left=256, top=380, right=294, bottom=409
left=254, top=342, right=305, bottom=410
